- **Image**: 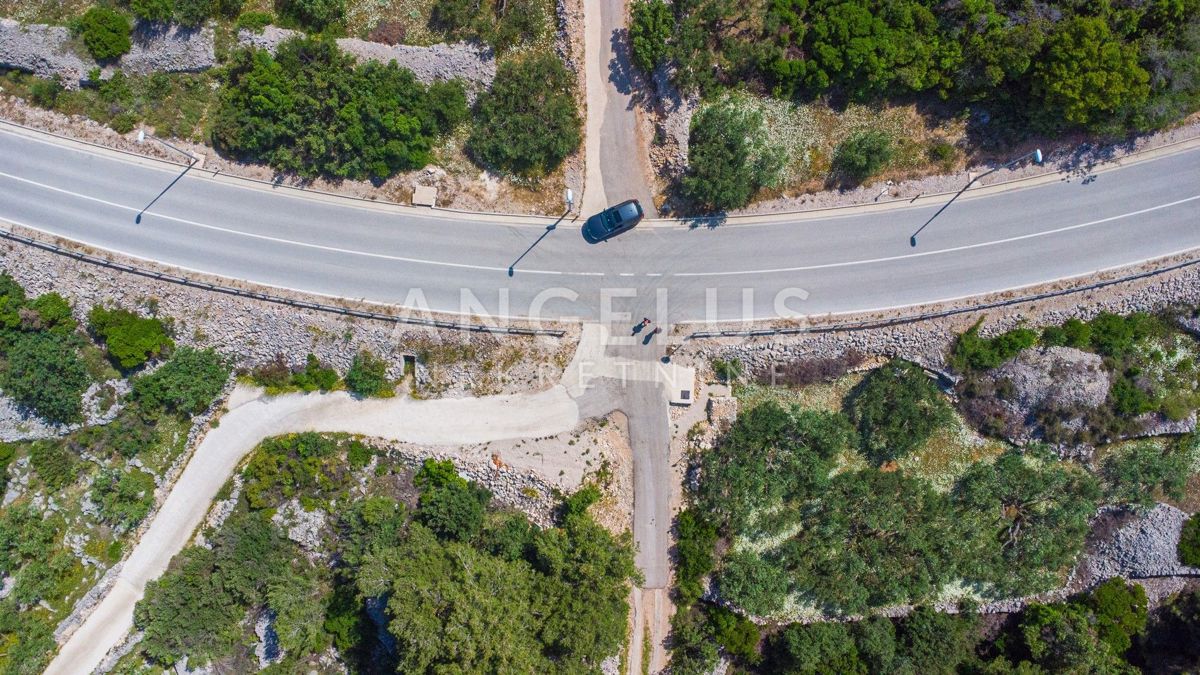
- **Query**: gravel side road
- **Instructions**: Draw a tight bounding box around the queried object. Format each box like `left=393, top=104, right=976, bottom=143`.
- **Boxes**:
left=45, top=384, right=583, bottom=675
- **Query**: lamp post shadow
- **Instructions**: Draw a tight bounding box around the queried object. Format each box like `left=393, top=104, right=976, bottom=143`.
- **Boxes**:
left=910, top=148, right=1043, bottom=247
left=135, top=162, right=194, bottom=224
left=508, top=209, right=572, bottom=276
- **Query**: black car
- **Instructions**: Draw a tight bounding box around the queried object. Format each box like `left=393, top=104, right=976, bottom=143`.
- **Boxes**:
left=583, top=199, right=644, bottom=242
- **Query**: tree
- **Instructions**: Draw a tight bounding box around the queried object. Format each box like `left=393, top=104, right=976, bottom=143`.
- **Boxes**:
left=174, top=0, right=213, bottom=26
left=136, top=546, right=245, bottom=664
left=717, top=550, right=792, bottom=616
left=1032, top=17, right=1150, bottom=132
left=953, top=451, right=1101, bottom=595
left=132, top=347, right=228, bottom=415
left=132, top=0, right=173, bottom=22
left=682, top=100, right=782, bottom=211
left=846, top=359, right=951, bottom=464
left=630, top=0, right=672, bottom=73
left=832, top=130, right=894, bottom=184
left=675, top=508, right=717, bottom=604
left=468, top=53, right=581, bottom=178
left=277, top=0, right=343, bottom=30
left=1084, top=578, right=1147, bottom=656
left=78, top=7, right=132, bottom=61
left=88, top=306, right=173, bottom=370
left=1018, top=602, right=1130, bottom=672
left=768, top=622, right=864, bottom=674
left=91, top=467, right=156, bottom=530
left=213, top=38, right=465, bottom=180
left=2, top=331, right=90, bottom=424
left=707, top=605, right=760, bottom=663
left=267, top=561, right=330, bottom=654
left=898, top=607, right=979, bottom=674
left=345, top=349, right=390, bottom=397
left=417, top=481, right=490, bottom=542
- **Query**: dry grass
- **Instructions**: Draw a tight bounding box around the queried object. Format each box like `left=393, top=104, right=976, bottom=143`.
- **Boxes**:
left=714, top=91, right=969, bottom=196
left=0, top=0, right=92, bottom=24
left=733, top=372, right=865, bottom=413
left=344, top=0, right=447, bottom=43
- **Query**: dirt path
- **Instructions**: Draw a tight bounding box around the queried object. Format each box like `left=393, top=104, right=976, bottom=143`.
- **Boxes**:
left=46, top=385, right=585, bottom=675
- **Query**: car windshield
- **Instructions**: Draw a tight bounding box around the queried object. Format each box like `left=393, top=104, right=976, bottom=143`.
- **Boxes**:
left=605, top=209, right=623, bottom=230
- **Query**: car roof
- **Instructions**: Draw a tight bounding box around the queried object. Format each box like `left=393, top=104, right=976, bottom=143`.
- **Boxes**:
left=616, top=201, right=641, bottom=219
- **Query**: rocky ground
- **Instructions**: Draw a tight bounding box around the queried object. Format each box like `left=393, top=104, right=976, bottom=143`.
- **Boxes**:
left=0, top=236, right=579, bottom=399
left=237, top=27, right=496, bottom=101
left=0, top=18, right=214, bottom=87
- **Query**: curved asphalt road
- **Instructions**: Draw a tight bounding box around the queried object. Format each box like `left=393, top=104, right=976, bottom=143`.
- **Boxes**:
left=1, top=125, right=1198, bottom=324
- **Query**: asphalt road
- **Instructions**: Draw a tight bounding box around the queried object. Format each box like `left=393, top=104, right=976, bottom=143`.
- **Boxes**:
left=1, top=126, right=1199, bottom=325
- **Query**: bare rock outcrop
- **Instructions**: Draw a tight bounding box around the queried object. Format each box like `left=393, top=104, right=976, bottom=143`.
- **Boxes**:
left=236, top=27, right=496, bottom=98
left=0, top=19, right=214, bottom=88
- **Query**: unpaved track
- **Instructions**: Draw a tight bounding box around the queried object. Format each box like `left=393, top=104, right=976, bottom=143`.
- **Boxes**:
left=46, top=385, right=584, bottom=675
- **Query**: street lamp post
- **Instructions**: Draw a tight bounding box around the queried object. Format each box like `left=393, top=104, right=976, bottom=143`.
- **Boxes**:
left=136, top=129, right=199, bottom=165
left=910, top=148, right=1043, bottom=247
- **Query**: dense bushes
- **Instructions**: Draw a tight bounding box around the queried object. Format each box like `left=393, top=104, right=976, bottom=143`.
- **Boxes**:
left=91, top=468, right=156, bottom=530
left=1181, top=513, right=1200, bottom=567
left=832, top=130, right=894, bottom=184
left=276, top=0, right=344, bottom=31
left=659, top=0, right=1197, bottom=137
left=212, top=38, right=467, bottom=180
left=630, top=0, right=672, bottom=73
left=430, top=0, right=549, bottom=52
left=132, top=347, right=228, bottom=415
left=135, top=440, right=638, bottom=670
left=77, top=7, right=132, bottom=61
left=949, top=320, right=1038, bottom=371
left=249, top=353, right=338, bottom=392
left=846, top=359, right=951, bottom=465
left=88, top=306, right=173, bottom=370
left=682, top=100, right=782, bottom=211
left=2, top=331, right=90, bottom=424
left=345, top=349, right=389, bottom=397
left=468, top=53, right=581, bottom=178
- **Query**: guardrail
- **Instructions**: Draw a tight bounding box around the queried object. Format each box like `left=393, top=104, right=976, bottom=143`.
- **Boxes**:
left=0, top=228, right=567, bottom=337
left=687, top=254, right=1200, bottom=339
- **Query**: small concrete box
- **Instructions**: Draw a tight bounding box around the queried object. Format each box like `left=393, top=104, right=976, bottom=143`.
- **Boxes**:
left=412, top=185, right=438, bottom=207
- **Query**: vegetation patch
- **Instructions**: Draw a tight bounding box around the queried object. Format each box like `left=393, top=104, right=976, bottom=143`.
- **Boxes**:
left=129, top=444, right=639, bottom=671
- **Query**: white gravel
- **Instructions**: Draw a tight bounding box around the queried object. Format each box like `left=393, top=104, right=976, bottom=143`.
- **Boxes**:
left=1086, top=504, right=1200, bottom=579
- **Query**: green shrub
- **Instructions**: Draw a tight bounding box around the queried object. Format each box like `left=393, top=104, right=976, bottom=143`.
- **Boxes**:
left=927, top=140, right=956, bottom=169
left=132, top=0, right=174, bottom=22
left=468, top=53, right=581, bottom=178
left=1041, top=318, right=1092, bottom=348
left=132, top=347, right=228, bottom=415
left=346, top=441, right=372, bottom=469
left=487, top=0, right=548, bottom=52
left=711, top=358, right=743, bottom=383
left=1101, top=441, right=1194, bottom=508
left=0, top=273, right=25, bottom=331
left=1087, top=312, right=1163, bottom=358
left=1083, top=577, right=1147, bottom=656
left=833, top=130, right=894, bottom=184
left=418, top=481, right=490, bottom=541
left=2, top=331, right=90, bottom=424
left=29, top=76, right=63, bottom=108
left=630, top=0, right=672, bottom=73
left=234, top=10, right=272, bottom=30
left=675, top=508, right=717, bottom=605
left=174, top=0, right=213, bottom=26
left=950, top=320, right=1039, bottom=371
left=78, top=7, right=133, bottom=61
left=277, top=0, right=343, bottom=30
left=215, top=0, right=244, bottom=17
left=29, top=293, right=76, bottom=334
left=345, top=349, right=389, bottom=397
left=707, top=605, right=760, bottom=663
left=91, top=468, right=157, bottom=530
left=88, top=306, right=173, bottom=370
left=683, top=101, right=782, bottom=211
left=846, top=359, right=951, bottom=464
left=1179, top=513, right=1200, bottom=567
left=767, top=622, right=862, bottom=674
left=415, top=458, right=465, bottom=489
left=29, top=440, right=78, bottom=491
left=213, top=38, right=464, bottom=180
